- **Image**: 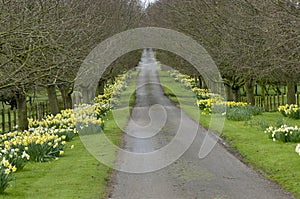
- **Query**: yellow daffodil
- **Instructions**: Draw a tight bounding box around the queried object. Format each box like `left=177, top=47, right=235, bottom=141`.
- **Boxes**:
left=4, top=168, right=11, bottom=175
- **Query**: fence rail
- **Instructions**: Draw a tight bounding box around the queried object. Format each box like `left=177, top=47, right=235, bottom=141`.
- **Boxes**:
left=0, top=102, right=49, bottom=133
left=1, top=93, right=299, bottom=132
left=241, top=93, right=300, bottom=112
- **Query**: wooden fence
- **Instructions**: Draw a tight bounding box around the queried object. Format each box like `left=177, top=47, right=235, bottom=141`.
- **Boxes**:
left=0, top=102, right=50, bottom=133
left=241, top=93, right=300, bottom=112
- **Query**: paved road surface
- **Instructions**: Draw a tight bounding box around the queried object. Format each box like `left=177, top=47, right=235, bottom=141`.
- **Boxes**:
left=109, top=54, right=293, bottom=199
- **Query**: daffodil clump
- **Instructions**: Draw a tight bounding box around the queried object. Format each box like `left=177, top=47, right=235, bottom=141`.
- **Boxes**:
left=278, top=104, right=300, bottom=119
left=94, top=72, right=131, bottom=117
left=0, top=128, right=65, bottom=163
left=167, top=69, right=262, bottom=120
left=264, top=125, right=300, bottom=143
left=94, top=93, right=111, bottom=105
left=196, top=98, right=222, bottom=113
left=73, top=104, right=105, bottom=129
left=0, top=156, right=17, bottom=193
left=28, top=109, right=77, bottom=141
left=97, top=73, right=131, bottom=106
left=0, top=133, right=31, bottom=193
left=196, top=98, right=256, bottom=121
left=196, top=99, right=248, bottom=114
left=191, top=87, right=211, bottom=100
left=169, top=70, right=195, bottom=89
left=0, top=146, right=29, bottom=170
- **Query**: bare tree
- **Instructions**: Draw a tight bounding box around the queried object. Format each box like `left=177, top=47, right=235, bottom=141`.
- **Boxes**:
left=145, top=0, right=299, bottom=104
left=0, top=0, right=143, bottom=129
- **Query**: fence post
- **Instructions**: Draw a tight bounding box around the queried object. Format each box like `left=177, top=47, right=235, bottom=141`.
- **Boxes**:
left=28, top=104, right=31, bottom=119
left=268, top=96, right=271, bottom=111
left=270, top=95, right=273, bottom=111
left=257, top=96, right=262, bottom=108
left=13, top=109, right=17, bottom=128
left=35, top=103, right=38, bottom=120
left=46, top=102, right=50, bottom=114
left=273, top=95, right=276, bottom=111
left=8, top=109, right=11, bottom=132
left=29, top=103, right=34, bottom=119
left=32, top=104, right=35, bottom=119
left=268, top=95, right=272, bottom=111
left=42, top=103, right=45, bottom=118
left=29, top=104, right=32, bottom=119
left=2, top=109, right=5, bottom=133
left=38, top=102, right=42, bottom=120
left=266, top=96, right=270, bottom=112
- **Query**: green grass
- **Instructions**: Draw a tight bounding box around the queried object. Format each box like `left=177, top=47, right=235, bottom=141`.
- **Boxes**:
left=218, top=113, right=300, bottom=198
left=158, top=69, right=300, bottom=198
left=1, top=112, right=120, bottom=199
left=157, top=70, right=200, bottom=120
left=161, top=85, right=179, bottom=105
left=116, top=70, right=139, bottom=108
left=0, top=70, right=139, bottom=199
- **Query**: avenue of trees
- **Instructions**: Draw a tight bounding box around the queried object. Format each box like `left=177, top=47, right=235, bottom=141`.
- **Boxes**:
left=0, top=0, right=299, bottom=130
left=0, top=0, right=143, bottom=130
left=145, top=0, right=299, bottom=106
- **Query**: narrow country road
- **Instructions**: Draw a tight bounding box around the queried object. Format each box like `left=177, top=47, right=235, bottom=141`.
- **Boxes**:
left=109, top=50, right=293, bottom=199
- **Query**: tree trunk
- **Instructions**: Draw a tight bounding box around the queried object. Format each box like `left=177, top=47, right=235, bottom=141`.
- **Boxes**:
left=255, top=84, right=258, bottom=96
left=71, top=91, right=82, bottom=106
left=82, top=86, right=90, bottom=104
left=96, top=80, right=105, bottom=95
left=47, top=85, right=60, bottom=115
left=287, top=79, right=296, bottom=104
left=111, top=77, right=115, bottom=84
left=198, top=76, right=203, bottom=88
left=245, top=79, right=255, bottom=105
left=58, top=84, right=72, bottom=109
left=232, top=87, right=241, bottom=102
left=225, top=84, right=233, bottom=101
left=194, top=75, right=198, bottom=86
left=66, top=92, right=72, bottom=109
left=16, top=91, right=28, bottom=131
left=199, top=76, right=208, bottom=89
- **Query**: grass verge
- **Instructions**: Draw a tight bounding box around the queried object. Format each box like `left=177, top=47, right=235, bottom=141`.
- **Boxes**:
left=158, top=69, right=300, bottom=198
left=1, top=112, right=119, bottom=199
left=161, top=85, right=179, bottom=105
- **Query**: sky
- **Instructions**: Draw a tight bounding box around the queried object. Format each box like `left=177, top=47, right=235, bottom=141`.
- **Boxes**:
left=140, top=0, right=157, bottom=7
